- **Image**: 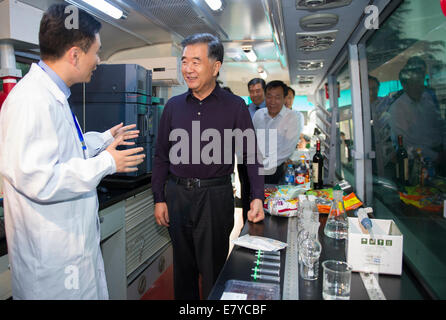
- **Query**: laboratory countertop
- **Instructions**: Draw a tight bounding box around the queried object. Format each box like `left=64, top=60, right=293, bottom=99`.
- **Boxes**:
left=208, top=213, right=425, bottom=300
left=0, top=175, right=152, bottom=257
left=97, top=180, right=152, bottom=211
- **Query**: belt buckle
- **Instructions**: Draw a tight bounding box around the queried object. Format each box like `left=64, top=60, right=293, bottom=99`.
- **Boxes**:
left=186, top=178, right=200, bottom=190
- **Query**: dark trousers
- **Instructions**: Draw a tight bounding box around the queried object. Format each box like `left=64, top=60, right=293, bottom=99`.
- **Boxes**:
left=264, top=163, right=285, bottom=185
left=237, top=164, right=251, bottom=223
left=165, top=178, right=234, bottom=300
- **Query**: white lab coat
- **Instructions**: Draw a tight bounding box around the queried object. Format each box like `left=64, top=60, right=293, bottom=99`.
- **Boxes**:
left=0, top=64, right=116, bottom=299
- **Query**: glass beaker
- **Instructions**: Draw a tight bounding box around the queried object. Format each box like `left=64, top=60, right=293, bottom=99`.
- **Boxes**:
left=324, top=190, right=348, bottom=239
left=322, top=260, right=352, bottom=300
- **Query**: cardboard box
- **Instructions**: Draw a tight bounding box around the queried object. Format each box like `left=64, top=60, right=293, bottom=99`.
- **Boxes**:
left=346, top=217, right=403, bottom=275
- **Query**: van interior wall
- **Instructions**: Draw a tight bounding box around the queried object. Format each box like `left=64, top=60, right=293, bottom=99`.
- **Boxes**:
left=103, top=43, right=263, bottom=99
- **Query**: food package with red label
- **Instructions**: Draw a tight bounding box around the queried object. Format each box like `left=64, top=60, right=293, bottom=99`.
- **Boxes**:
left=306, top=188, right=363, bottom=213
left=399, top=186, right=443, bottom=212
left=267, top=197, right=299, bottom=217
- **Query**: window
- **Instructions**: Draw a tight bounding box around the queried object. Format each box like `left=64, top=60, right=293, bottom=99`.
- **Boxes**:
left=366, top=0, right=446, bottom=298
left=335, top=63, right=354, bottom=188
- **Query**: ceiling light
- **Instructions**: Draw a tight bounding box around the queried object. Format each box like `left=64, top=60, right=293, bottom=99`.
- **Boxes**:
left=204, top=0, right=223, bottom=11
left=242, top=46, right=257, bottom=62
left=81, top=0, right=125, bottom=19
left=304, top=0, right=326, bottom=7
left=258, top=67, right=268, bottom=80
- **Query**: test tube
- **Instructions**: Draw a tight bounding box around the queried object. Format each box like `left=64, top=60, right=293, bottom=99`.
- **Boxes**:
left=251, top=273, right=280, bottom=282
left=253, top=260, right=281, bottom=268
left=258, top=253, right=281, bottom=261
left=251, top=267, right=280, bottom=276
left=256, top=250, right=280, bottom=256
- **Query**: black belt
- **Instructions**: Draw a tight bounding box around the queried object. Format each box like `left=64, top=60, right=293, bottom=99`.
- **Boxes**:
left=169, top=175, right=231, bottom=189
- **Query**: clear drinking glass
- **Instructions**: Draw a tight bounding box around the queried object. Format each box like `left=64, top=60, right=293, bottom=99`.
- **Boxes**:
left=322, top=260, right=352, bottom=300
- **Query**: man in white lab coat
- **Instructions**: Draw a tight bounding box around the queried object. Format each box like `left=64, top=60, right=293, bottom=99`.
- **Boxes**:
left=0, top=4, right=145, bottom=299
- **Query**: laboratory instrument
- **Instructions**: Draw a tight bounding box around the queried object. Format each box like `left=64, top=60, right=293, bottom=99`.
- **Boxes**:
left=299, top=222, right=321, bottom=281
left=322, top=260, right=352, bottom=300
left=324, top=190, right=348, bottom=239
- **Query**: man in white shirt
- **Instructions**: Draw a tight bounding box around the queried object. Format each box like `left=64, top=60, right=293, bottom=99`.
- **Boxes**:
left=285, top=86, right=305, bottom=139
left=253, top=80, right=300, bottom=184
left=389, top=57, right=446, bottom=169
left=238, top=77, right=267, bottom=222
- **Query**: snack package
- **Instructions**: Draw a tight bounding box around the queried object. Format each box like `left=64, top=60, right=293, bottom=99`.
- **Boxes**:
left=267, top=197, right=299, bottom=217
left=399, top=186, right=443, bottom=212
left=315, top=197, right=332, bottom=214
left=264, top=186, right=278, bottom=199
left=343, top=192, right=363, bottom=211
left=307, top=188, right=333, bottom=213
left=306, top=188, right=363, bottom=213
left=306, top=188, right=333, bottom=199
left=263, top=185, right=305, bottom=213
left=273, top=185, right=307, bottom=199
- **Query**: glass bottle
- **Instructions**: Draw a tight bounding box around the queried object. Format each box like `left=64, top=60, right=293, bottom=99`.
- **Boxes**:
left=324, top=190, right=348, bottom=239
left=299, top=222, right=322, bottom=280
left=312, top=140, right=324, bottom=189
left=410, top=148, right=423, bottom=186
left=395, top=135, right=408, bottom=187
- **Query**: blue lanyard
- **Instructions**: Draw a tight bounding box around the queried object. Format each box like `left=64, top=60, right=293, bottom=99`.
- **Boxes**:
left=71, top=111, right=87, bottom=159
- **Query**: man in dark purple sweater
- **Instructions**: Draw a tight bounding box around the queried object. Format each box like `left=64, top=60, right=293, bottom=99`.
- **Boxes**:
left=152, top=33, right=265, bottom=300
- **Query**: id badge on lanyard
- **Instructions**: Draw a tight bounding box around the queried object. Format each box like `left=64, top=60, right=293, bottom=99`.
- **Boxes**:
left=71, top=111, right=87, bottom=159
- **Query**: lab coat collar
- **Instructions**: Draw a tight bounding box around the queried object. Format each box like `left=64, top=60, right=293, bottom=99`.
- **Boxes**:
left=31, top=63, right=68, bottom=104
left=37, top=61, right=71, bottom=99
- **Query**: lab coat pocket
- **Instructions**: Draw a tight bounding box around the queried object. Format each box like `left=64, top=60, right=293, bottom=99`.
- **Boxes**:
left=39, top=220, right=84, bottom=268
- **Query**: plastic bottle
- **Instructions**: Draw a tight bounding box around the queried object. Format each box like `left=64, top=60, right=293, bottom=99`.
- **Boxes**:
left=285, top=164, right=295, bottom=185
left=355, top=208, right=374, bottom=238
left=295, top=156, right=309, bottom=186
left=425, top=157, right=435, bottom=184
left=324, top=190, right=348, bottom=239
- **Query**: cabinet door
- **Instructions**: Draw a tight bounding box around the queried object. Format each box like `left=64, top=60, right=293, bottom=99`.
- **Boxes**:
left=125, top=189, right=170, bottom=277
